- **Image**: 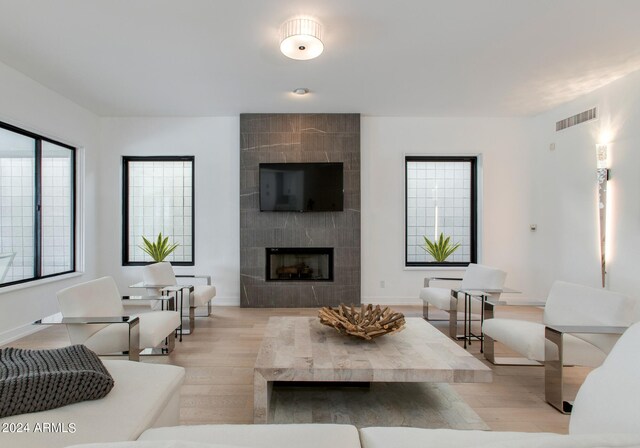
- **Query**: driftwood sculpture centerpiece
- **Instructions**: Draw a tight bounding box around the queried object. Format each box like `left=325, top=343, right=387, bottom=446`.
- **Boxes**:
left=318, top=304, right=406, bottom=340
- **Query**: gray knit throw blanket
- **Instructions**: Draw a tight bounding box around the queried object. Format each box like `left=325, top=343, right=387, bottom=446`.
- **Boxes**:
left=0, top=345, right=114, bottom=418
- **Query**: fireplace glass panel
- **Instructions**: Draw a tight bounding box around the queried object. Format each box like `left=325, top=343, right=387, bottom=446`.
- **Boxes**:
left=266, top=248, right=333, bottom=281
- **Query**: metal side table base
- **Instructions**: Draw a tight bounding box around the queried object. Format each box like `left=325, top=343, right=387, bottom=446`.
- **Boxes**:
left=174, top=306, right=196, bottom=336
left=129, top=282, right=195, bottom=342
left=461, top=292, right=487, bottom=350
left=161, top=285, right=195, bottom=341
left=456, top=287, right=521, bottom=351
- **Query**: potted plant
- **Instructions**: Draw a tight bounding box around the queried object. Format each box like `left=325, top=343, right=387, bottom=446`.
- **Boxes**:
left=422, top=233, right=461, bottom=262
left=139, top=232, right=179, bottom=262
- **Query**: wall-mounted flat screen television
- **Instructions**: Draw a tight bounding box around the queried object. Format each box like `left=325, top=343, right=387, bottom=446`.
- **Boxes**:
left=259, top=162, right=344, bottom=212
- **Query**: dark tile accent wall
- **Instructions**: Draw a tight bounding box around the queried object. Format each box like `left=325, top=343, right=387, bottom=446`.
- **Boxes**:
left=240, top=114, right=361, bottom=307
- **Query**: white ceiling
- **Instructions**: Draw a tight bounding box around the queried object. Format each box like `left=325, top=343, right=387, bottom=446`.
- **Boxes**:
left=0, top=0, right=639, bottom=117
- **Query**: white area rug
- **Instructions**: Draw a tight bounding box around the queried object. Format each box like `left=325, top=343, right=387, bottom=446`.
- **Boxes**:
left=270, top=382, right=489, bottom=430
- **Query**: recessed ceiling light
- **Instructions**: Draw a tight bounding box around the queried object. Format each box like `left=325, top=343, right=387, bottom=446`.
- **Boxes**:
left=280, top=18, right=324, bottom=60
left=293, top=88, right=310, bottom=95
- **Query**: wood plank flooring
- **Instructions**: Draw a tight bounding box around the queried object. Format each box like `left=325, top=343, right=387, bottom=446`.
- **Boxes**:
left=5, top=305, right=587, bottom=433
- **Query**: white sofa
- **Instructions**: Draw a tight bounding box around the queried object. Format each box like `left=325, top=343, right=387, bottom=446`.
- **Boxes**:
left=65, top=425, right=362, bottom=448
left=359, top=428, right=640, bottom=447
left=66, top=321, right=640, bottom=448
left=139, top=424, right=361, bottom=448
left=361, top=317, right=640, bottom=447
left=0, top=360, right=185, bottom=448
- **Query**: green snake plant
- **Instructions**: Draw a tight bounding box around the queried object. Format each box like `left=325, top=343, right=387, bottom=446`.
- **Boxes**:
left=423, top=233, right=461, bottom=262
left=139, top=232, right=179, bottom=262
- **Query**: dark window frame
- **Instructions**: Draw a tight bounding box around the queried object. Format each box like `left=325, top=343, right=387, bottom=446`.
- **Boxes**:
left=122, top=155, right=195, bottom=266
left=0, top=120, right=77, bottom=287
left=405, top=155, right=478, bottom=267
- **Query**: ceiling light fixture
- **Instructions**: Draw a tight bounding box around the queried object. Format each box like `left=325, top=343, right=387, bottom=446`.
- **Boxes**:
left=280, top=18, right=324, bottom=60
left=293, top=88, right=310, bottom=95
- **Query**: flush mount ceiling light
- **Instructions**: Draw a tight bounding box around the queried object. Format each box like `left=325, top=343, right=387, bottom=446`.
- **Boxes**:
left=280, top=18, right=324, bottom=60
left=293, top=88, right=309, bottom=95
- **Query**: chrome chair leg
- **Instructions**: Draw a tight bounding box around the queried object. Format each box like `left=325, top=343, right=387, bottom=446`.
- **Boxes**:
left=545, top=326, right=573, bottom=414
left=166, top=332, right=175, bottom=354
left=128, top=318, right=140, bottom=362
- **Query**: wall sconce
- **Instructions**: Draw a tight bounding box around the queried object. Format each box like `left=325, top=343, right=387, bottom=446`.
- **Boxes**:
left=596, top=143, right=610, bottom=287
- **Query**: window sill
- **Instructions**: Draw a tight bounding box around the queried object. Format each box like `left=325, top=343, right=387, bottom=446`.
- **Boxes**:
left=0, top=272, right=84, bottom=295
left=404, top=266, right=467, bottom=271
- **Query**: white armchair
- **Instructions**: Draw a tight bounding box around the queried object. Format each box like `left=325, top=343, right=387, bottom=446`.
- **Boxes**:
left=483, top=281, right=634, bottom=366
left=142, top=262, right=216, bottom=334
left=56, top=276, right=180, bottom=358
left=420, top=263, right=507, bottom=338
left=483, top=280, right=636, bottom=412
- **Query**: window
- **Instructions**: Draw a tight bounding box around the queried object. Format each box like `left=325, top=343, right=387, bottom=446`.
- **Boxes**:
left=122, top=156, right=194, bottom=266
left=0, top=121, right=76, bottom=287
left=405, top=156, right=477, bottom=266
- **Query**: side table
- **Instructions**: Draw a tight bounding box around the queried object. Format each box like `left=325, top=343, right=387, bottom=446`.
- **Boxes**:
left=455, top=287, right=520, bottom=351
left=129, top=282, right=194, bottom=341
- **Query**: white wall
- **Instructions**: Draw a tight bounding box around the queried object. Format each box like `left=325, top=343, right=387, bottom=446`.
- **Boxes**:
left=528, top=70, right=640, bottom=299
left=96, top=116, right=536, bottom=307
left=0, top=61, right=100, bottom=341
left=90, top=79, right=640, bottom=307
left=361, top=117, right=536, bottom=303
left=97, top=118, right=240, bottom=303
left=2, top=61, right=637, bottom=342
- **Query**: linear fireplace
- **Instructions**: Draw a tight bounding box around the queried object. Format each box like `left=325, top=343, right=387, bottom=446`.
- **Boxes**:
left=266, top=247, right=334, bottom=282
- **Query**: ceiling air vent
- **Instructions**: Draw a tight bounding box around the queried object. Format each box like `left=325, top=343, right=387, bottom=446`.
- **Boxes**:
left=556, top=107, right=597, bottom=131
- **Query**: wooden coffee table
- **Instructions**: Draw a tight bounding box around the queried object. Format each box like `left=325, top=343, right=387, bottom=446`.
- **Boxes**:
left=253, top=316, right=492, bottom=423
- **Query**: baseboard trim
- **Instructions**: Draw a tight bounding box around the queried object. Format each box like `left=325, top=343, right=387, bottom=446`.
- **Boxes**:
left=211, top=297, right=240, bottom=307
left=0, top=323, right=46, bottom=346
left=362, top=297, right=422, bottom=306
left=188, top=297, right=422, bottom=308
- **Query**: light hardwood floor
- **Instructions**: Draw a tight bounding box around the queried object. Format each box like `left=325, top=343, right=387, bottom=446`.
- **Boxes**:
left=5, top=305, right=588, bottom=433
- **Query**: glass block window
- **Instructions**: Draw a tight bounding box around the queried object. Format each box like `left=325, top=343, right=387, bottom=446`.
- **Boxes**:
left=0, top=121, right=76, bottom=287
left=41, top=142, right=74, bottom=276
left=123, top=156, right=194, bottom=266
left=405, top=156, right=477, bottom=266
